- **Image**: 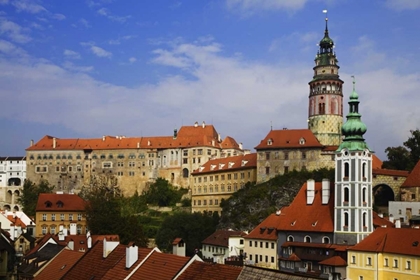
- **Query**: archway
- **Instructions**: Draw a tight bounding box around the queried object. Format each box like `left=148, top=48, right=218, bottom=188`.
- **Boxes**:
left=8, top=178, right=21, bottom=186
left=373, top=184, right=395, bottom=214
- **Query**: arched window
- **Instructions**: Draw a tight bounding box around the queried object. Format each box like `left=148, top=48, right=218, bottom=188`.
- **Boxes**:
left=287, top=235, right=294, bottom=242
left=344, top=162, right=349, bottom=178
left=362, top=162, right=366, bottom=178
left=304, top=236, right=312, bottom=243
left=344, top=187, right=349, bottom=202
left=363, top=212, right=367, bottom=228
left=362, top=188, right=367, bottom=204
left=322, top=236, right=330, bottom=244
left=344, top=212, right=349, bottom=227
left=182, top=168, right=189, bottom=178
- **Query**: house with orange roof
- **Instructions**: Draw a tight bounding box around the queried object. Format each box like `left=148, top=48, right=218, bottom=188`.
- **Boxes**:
left=25, top=122, right=245, bottom=196
left=35, top=193, right=86, bottom=237
left=347, top=227, right=420, bottom=280
left=400, top=160, right=420, bottom=202
left=191, top=153, right=257, bottom=214
left=244, top=212, right=282, bottom=269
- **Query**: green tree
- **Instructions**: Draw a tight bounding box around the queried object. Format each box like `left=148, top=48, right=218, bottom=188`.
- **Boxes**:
left=383, top=129, right=420, bottom=170
left=81, top=179, right=148, bottom=247
left=155, top=212, right=219, bottom=256
left=142, top=178, right=183, bottom=207
left=18, top=179, right=54, bottom=216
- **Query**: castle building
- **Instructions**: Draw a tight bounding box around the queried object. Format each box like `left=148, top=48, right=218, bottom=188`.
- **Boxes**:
left=334, top=78, right=373, bottom=245
left=25, top=122, right=244, bottom=196
left=255, top=16, right=342, bottom=183
left=190, top=153, right=257, bottom=214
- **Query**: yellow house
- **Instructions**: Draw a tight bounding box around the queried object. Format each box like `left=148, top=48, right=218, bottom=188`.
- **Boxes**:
left=35, top=193, right=87, bottom=237
left=347, top=227, right=420, bottom=280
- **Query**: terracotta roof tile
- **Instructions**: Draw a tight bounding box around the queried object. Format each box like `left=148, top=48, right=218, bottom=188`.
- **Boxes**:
left=318, top=255, right=347, bottom=266
left=128, top=250, right=190, bottom=280
left=202, top=230, right=247, bottom=247
left=36, top=193, right=86, bottom=212
left=221, top=136, right=240, bottom=149
left=276, top=180, right=334, bottom=233
left=402, top=160, right=420, bottom=187
left=172, top=238, right=183, bottom=245
left=191, top=153, right=256, bottom=175
left=372, top=154, right=383, bottom=169
left=62, top=240, right=125, bottom=280
left=176, top=260, right=242, bottom=280
left=34, top=249, right=84, bottom=280
left=245, top=213, right=281, bottom=241
left=255, top=129, right=323, bottom=150
left=7, top=216, right=27, bottom=228
left=101, top=247, right=153, bottom=280
left=372, top=168, right=409, bottom=177
left=372, top=212, right=395, bottom=228
left=322, top=146, right=339, bottom=151
left=350, top=227, right=420, bottom=257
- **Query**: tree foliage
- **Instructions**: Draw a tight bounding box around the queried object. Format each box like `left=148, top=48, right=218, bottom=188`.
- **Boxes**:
left=155, top=211, right=219, bottom=256
left=218, top=168, right=335, bottom=231
left=17, top=179, right=54, bottom=216
left=383, top=129, right=420, bottom=171
left=142, top=178, right=185, bottom=207
left=80, top=177, right=148, bottom=246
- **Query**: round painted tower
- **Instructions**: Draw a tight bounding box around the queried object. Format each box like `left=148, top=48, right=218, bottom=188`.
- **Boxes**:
left=308, top=14, right=343, bottom=146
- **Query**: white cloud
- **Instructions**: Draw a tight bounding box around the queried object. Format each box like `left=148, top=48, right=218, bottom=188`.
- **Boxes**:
left=0, top=18, right=31, bottom=43
left=52, top=13, right=66, bottom=20
left=97, top=7, right=131, bottom=23
left=63, top=49, right=81, bottom=59
left=128, top=57, right=136, bottom=63
left=226, top=0, right=308, bottom=14
left=81, top=43, right=112, bottom=58
left=77, top=18, right=91, bottom=28
left=0, top=39, right=27, bottom=56
left=108, top=35, right=136, bottom=45
left=269, top=32, right=318, bottom=52
left=11, top=0, right=47, bottom=13
left=62, top=61, right=93, bottom=72
left=385, top=0, right=420, bottom=11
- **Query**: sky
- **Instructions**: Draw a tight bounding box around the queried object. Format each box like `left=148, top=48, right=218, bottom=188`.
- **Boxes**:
left=0, top=0, right=419, bottom=161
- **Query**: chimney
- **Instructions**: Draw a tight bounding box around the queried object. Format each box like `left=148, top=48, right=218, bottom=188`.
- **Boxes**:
left=69, top=223, right=77, bottom=235
left=68, top=240, right=74, bottom=250
left=194, top=121, right=198, bottom=127
left=239, top=143, right=243, bottom=150
left=30, top=139, right=34, bottom=147
left=378, top=213, right=384, bottom=218
left=126, top=243, right=138, bottom=269
left=306, top=179, right=315, bottom=205
left=147, top=140, right=151, bottom=146
left=389, top=215, right=395, bottom=223
left=10, top=224, right=15, bottom=241
left=202, top=121, right=205, bottom=128
left=395, top=219, right=401, bottom=228
left=103, top=238, right=119, bottom=258
left=173, top=129, right=178, bottom=139
left=102, top=136, right=105, bottom=141
left=218, top=133, right=221, bottom=142
left=322, top=179, right=330, bottom=204
left=53, top=137, right=56, bottom=149
left=212, top=139, right=215, bottom=146
left=87, top=231, right=92, bottom=248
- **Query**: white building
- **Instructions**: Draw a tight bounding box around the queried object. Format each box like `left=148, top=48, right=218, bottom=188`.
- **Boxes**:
left=388, top=201, right=420, bottom=225
left=201, top=229, right=246, bottom=264
left=0, top=156, right=26, bottom=211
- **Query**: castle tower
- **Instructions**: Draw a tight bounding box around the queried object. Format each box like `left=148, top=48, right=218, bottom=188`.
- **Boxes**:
left=334, top=77, right=373, bottom=245
left=308, top=12, right=344, bottom=146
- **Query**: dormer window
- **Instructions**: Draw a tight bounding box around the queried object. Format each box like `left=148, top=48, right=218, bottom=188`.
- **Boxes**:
left=210, top=165, right=216, bottom=170
left=228, top=162, right=234, bottom=168
left=56, top=201, right=64, bottom=208
left=199, top=166, right=205, bottom=172
left=241, top=160, right=248, bottom=167
left=267, top=139, right=273, bottom=145
left=219, top=163, right=225, bottom=169
left=45, top=201, right=52, bottom=208
left=299, top=137, right=306, bottom=145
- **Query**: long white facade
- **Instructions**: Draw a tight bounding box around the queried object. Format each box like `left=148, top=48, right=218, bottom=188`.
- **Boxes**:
left=0, top=156, right=26, bottom=211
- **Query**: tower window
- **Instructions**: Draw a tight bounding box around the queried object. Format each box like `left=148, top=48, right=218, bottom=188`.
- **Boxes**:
left=363, top=212, right=367, bottom=228
left=344, top=187, right=349, bottom=203
left=362, top=162, right=366, bottom=178
left=344, top=162, right=349, bottom=178
left=344, top=212, right=349, bottom=227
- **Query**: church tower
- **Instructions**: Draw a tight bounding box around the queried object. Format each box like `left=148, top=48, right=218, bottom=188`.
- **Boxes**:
left=334, top=78, right=373, bottom=245
left=308, top=13, right=343, bottom=146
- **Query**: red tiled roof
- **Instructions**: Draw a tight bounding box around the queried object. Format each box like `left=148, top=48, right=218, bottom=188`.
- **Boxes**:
left=318, top=255, right=347, bottom=266
left=245, top=213, right=282, bottom=241
left=276, top=180, right=334, bottom=233
left=128, top=250, right=190, bottom=280
left=25, top=234, right=58, bottom=257
left=26, top=125, right=240, bottom=152
left=350, top=227, right=420, bottom=257
left=34, top=249, right=84, bottom=280
left=322, top=146, right=339, bottom=152
left=101, top=247, right=153, bottom=280
left=172, top=238, right=183, bottom=245
left=176, top=260, right=242, bottom=280
left=62, top=241, right=125, bottom=280
left=287, top=253, right=301, bottom=262
left=191, top=153, right=257, bottom=175
left=8, top=216, right=26, bottom=228
left=372, top=154, right=383, bottom=169
left=373, top=212, right=395, bottom=228
left=255, top=129, right=323, bottom=150
left=221, top=136, right=240, bottom=149
left=402, top=160, right=420, bottom=187
left=372, top=168, right=409, bottom=177
left=36, top=193, right=86, bottom=212
left=202, top=230, right=247, bottom=247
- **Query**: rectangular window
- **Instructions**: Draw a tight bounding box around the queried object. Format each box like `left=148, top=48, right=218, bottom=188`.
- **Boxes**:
left=367, top=257, right=372, bottom=266
left=271, top=242, right=274, bottom=249
left=271, top=256, right=274, bottom=263
left=42, top=214, right=47, bottom=221
left=227, top=174, right=231, bottom=180
left=234, top=173, right=238, bottom=179
left=302, top=152, right=306, bottom=159
left=183, top=150, right=188, bottom=156
left=210, top=176, right=213, bottom=182
left=406, top=260, right=411, bottom=270
left=102, top=162, right=112, bottom=168
left=215, top=175, right=219, bottom=181
left=207, top=149, right=211, bottom=155
left=60, top=214, right=65, bottom=221
left=351, top=256, right=356, bottom=264
left=384, top=258, right=389, bottom=267
left=183, top=158, right=188, bottom=164
left=265, top=242, right=268, bottom=248
left=221, top=175, right=225, bottom=180
left=198, top=149, right=203, bottom=155
left=240, top=172, right=244, bottom=179
left=394, top=259, right=398, bottom=268
left=51, top=214, right=56, bottom=221
left=266, top=167, right=270, bottom=175
left=266, top=153, right=270, bottom=160
left=69, top=214, right=73, bottom=221
left=117, top=162, right=124, bottom=167
left=42, top=226, right=47, bottom=235
left=260, top=242, right=263, bottom=248
left=78, top=214, right=82, bottom=221
left=129, top=171, right=135, bottom=176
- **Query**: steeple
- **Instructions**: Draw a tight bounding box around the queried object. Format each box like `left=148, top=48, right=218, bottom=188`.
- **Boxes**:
left=307, top=10, right=344, bottom=147
left=337, top=76, right=370, bottom=152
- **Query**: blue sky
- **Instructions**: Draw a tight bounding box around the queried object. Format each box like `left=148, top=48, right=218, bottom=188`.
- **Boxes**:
left=0, top=0, right=419, bottom=161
